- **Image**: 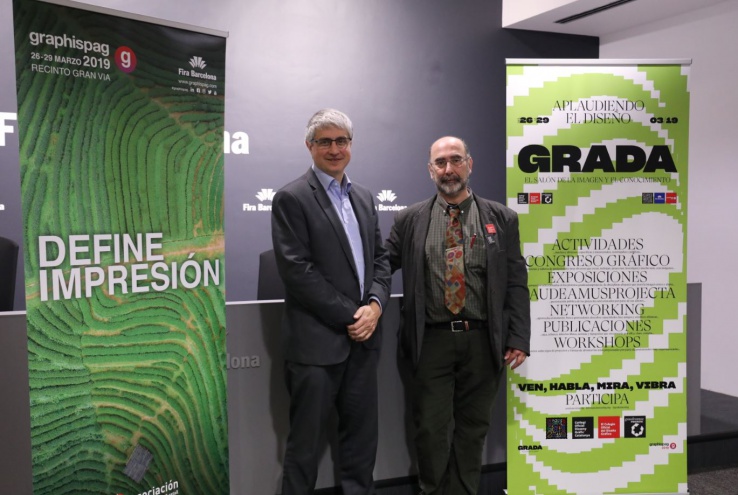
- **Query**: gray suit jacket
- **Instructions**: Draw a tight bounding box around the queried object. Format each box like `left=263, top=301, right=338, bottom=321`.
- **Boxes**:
left=386, top=195, right=530, bottom=369
left=271, top=168, right=391, bottom=366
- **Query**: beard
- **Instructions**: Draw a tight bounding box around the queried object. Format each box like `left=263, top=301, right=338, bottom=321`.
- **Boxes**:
left=435, top=171, right=469, bottom=197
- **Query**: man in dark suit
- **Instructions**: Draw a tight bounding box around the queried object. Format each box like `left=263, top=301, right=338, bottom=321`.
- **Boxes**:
left=386, top=136, right=530, bottom=494
left=271, top=109, right=391, bottom=495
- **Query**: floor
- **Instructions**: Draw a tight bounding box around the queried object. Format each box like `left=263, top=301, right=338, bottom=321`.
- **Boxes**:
left=317, top=389, right=738, bottom=495
left=686, top=389, right=738, bottom=494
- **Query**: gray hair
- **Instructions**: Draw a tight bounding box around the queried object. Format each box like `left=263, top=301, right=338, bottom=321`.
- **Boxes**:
left=305, top=108, right=353, bottom=143
left=429, top=136, right=471, bottom=158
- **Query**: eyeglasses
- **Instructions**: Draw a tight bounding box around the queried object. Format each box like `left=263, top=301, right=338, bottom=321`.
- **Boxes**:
left=312, top=137, right=352, bottom=149
left=431, top=155, right=469, bottom=169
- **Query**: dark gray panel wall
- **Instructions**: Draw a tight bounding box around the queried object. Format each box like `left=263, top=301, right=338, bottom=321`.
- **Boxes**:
left=0, top=0, right=599, bottom=492
left=0, top=0, right=598, bottom=311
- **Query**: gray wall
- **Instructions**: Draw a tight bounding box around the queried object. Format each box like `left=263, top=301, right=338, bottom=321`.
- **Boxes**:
left=599, top=0, right=738, bottom=401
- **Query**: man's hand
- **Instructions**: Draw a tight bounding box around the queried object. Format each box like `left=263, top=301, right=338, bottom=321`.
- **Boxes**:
left=504, top=347, right=528, bottom=370
left=347, top=301, right=382, bottom=342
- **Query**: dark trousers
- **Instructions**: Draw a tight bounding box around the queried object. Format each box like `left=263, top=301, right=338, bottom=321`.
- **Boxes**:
left=412, top=327, right=501, bottom=495
left=281, top=343, right=379, bottom=495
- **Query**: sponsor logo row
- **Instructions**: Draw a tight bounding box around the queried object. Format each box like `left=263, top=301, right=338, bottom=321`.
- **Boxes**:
left=642, top=192, right=678, bottom=204
left=545, top=415, right=648, bottom=440
left=517, top=192, right=553, bottom=205
left=538, top=415, right=652, bottom=441
left=520, top=415, right=679, bottom=452
left=517, top=192, right=679, bottom=205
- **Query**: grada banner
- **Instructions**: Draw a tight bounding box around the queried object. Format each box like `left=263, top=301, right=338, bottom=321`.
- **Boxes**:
left=13, top=0, right=229, bottom=493
left=505, top=60, right=690, bottom=495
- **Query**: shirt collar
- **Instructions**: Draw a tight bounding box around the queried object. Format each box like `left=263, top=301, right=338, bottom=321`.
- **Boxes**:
left=435, top=189, right=474, bottom=213
left=312, top=164, right=352, bottom=193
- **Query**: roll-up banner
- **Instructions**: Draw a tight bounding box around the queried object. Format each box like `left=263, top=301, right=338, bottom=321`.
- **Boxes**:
left=13, top=1, right=229, bottom=493
left=505, top=59, right=690, bottom=495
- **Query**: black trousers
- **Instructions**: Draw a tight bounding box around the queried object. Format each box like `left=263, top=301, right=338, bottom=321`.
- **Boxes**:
left=281, top=343, right=379, bottom=495
left=412, top=327, right=501, bottom=495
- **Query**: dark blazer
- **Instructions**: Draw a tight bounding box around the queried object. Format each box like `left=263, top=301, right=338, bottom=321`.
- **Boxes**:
left=271, top=168, right=391, bottom=366
left=386, top=195, right=530, bottom=369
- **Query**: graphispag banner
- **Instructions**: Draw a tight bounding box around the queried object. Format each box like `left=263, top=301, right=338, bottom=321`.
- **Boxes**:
left=505, top=60, right=690, bottom=495
left=13, top=0, right=228, bottom=493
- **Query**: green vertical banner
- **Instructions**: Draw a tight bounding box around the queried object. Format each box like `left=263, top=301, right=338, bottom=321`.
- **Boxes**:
left=505, top=60, right=690, bottom=495
left=13, top=1, right=228, bottom=494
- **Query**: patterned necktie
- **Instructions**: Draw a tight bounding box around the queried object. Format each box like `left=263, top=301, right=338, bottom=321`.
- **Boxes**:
left=444, top=206, right=465, bottom=315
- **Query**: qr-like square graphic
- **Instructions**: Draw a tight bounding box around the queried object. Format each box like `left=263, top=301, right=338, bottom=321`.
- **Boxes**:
left=642, top=193, right=654, bottom=204
left=546, top=417, right=568, bottom=439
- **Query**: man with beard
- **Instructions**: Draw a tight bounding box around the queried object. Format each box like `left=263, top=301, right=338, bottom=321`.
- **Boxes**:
left=386, top=136, right=530, bottom=494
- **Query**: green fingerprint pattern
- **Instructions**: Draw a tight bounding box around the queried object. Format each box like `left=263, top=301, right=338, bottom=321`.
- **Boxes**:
left=506, top=64, right=689, bottom=495
left=14, top=1, right=228, bottom=494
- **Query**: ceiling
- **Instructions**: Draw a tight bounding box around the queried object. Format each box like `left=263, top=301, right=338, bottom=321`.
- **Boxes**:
left=503, top=0, right=729, bottom=37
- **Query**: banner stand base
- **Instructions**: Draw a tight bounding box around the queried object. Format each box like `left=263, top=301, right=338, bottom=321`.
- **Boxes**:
left=502, top=488, right=690, bottom=495
left=503, top=491, right=689, bottom=495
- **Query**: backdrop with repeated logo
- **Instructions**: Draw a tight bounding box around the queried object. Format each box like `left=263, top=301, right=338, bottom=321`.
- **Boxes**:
left=0, top=0, right=599, bottom=311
